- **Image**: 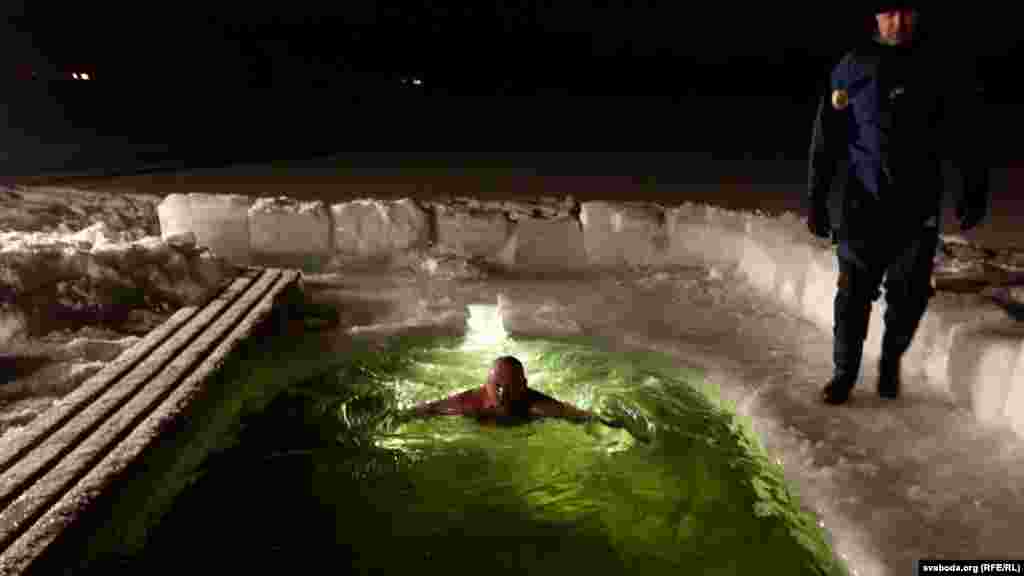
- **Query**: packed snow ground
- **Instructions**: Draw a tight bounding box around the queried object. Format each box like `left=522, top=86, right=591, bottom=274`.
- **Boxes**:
left=0, top=187, right=239, bottom=437
left=2, top=184, right=1024, bottom=575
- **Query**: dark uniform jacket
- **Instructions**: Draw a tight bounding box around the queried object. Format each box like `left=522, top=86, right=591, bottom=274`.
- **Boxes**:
left=807, top=36, right=988, bottom=248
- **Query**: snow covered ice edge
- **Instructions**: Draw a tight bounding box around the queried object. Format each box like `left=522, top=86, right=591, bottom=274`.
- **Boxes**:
left=155, top=192, right=1024, bottom=441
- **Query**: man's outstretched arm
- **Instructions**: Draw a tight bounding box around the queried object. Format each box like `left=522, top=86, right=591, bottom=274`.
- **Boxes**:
left=412, top=389, right=477, bottom=416
left=527, top=390, right=598, bottom=422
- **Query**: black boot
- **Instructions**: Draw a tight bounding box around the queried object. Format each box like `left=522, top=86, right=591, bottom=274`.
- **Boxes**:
left=822, top=376, right=856, bottom=405
left=876, top=228, right=938, bottom=400
left=826, top=261, right=874, bottom=406
left=877, top=355, right=901, bottom=399
left=878, top=308, right=915, bottom=400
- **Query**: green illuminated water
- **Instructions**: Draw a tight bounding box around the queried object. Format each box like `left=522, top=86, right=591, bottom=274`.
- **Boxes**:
left=133, top=330, right=845, bottom=575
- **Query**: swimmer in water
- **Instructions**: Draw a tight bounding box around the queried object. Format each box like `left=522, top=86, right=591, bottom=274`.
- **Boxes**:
left=411, top=356, right=621, bottom=427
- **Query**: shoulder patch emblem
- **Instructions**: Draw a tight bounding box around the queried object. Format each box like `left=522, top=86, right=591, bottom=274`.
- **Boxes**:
left=831, top=89, right=849, bottom=110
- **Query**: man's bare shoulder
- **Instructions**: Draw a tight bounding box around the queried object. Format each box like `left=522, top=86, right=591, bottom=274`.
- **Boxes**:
left=456, top=388, right=487, bottom=409
left=414, top=387, right=486, bottom=415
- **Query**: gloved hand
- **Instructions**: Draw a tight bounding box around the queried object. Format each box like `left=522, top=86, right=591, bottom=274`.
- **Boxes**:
left=957, top=198, right=985, bottom=232
left=807, top=197, right=831, bottom=239
left=957, top=162, right=989, bottom=232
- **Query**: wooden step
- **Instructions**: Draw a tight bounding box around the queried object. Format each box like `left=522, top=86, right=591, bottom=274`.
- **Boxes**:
left=0, top=267, right=302, bottom=574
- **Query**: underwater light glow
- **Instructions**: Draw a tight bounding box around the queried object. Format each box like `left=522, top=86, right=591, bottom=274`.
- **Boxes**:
left=462, top=304, right=508, bottom=350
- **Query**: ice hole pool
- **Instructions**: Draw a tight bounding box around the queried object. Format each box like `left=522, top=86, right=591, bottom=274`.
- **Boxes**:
left=119, top=303, right=845, bottom=575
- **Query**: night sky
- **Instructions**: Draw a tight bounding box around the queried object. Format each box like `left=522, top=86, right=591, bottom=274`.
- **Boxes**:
left=2, top=4, right=1021, bottom=173
left=6, top=5, right=1018, bottom=93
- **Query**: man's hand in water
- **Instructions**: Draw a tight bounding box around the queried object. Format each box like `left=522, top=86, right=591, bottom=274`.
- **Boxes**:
left=516, top=389, right=622, bottom=428
left=596, top=399, right=653, bottom=442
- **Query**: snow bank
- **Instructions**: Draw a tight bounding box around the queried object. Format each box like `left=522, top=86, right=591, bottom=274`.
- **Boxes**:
left=248, top=197, right=331, bottom=270
left=0, top=307, right=27, bottom=345
left=152, top=191, right=1024, bottom=441
left=158, top=193, right=252, bottom=266
left=0, top=186, right=160, bottom=238
left=434, top=204, right=513, bottom=261
left=331, top=198, right=430, bottom=264
left=506, top=217, right=587, bottom=270
left=0, top=223, right=238, bottom=344
left=666, top=203, right=747, bottom=266
left=580, top=202, right=670, bottom=268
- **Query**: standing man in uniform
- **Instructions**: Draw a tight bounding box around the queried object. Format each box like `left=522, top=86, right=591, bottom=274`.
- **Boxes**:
left=807, top=6, right=989, bottom=404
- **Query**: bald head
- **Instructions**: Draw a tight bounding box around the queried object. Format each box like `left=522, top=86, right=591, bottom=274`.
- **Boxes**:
left=487, top=356, right=528, bottom=408
left=492, top=356, right=524, bottom=377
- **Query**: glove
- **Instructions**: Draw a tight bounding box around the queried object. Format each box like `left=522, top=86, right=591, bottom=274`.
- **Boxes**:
left=957, top=199, right=985, bottom=232
left=957, top=161, right=989, bottom=232
left=959, top=211, right=983, bottom=232
left=807, top=197, right=831, bottom=239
